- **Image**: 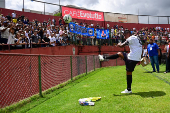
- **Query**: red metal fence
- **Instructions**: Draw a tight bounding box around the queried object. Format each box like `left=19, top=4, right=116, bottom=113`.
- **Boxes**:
left=0, top=54, right=39, bottom=108
left=0, top=53, right=104, bottom=108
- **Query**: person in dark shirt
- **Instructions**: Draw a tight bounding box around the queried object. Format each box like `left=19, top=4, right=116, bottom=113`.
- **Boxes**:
left=31, top=30, right=41, bottom=48
left=21, top=15, right=25, bottom=22
left=41, top=34, right=50, bottom=47
left=43, top=20, right=47, bottom=26
left=59, top=18, right=62, bottom=26
left=38, top=26, right=44, bottom=39
left=35, top=19, right=38, bottom=27
left=6, top=13, right=12, bottom=21
left=23, top=17, right=29, bottom=25
left=17, top=15, right=22, bottom=22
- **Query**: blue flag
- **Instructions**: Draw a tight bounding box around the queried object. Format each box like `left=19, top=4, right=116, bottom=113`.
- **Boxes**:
left=96, top=29, right=109, bottom=39
left=69, top=22, right=94, bottom=36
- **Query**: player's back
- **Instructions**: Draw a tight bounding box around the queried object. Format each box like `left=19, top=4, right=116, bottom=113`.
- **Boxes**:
left=127, top=35, right=142, bottom=61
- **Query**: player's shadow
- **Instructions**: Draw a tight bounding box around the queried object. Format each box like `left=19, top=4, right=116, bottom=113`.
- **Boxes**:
left=113, top=91, right=166, bottom=98
left=143, top=71, right=153, bottom=73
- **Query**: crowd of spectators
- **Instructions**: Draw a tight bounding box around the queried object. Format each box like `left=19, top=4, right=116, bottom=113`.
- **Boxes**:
left=0, top=11, right=170, bottom=50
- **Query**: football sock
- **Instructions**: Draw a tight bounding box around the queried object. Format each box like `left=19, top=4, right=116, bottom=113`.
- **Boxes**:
left=105, top=54, right=119, bottom=59
left=127, top=75, right=132, bottom=91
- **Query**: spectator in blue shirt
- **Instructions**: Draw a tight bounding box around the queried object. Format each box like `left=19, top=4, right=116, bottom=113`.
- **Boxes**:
left=147, top=39, right=160, bottom=73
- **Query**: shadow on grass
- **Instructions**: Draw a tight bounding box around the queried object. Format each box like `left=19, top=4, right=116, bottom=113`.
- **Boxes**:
left=143, top=71, right=152, bottom=73
left=113, top=91, right=166, bottom=98
left=158, top=71, right=166, bottom=73
left=143, top=71, right=165, bottom=73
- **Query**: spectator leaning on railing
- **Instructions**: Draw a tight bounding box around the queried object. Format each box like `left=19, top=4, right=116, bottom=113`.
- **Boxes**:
left=31, top=30, right=41, bottom=48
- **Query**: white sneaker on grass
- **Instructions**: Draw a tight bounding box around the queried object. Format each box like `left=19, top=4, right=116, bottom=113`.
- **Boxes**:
left=98, top=54, right=104, bottom=61
left=121, top=89, right=132, bottom=94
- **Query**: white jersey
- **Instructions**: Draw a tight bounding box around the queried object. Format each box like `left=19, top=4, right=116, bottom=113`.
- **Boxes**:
left=50, top=36, right=56, bottom=46
left=7, top=33, right=15, bottom=44
left=166, top=45, right=169, bottom=53
left=0, top=27, right=10, bottom=39
left=126, top=35, right=142, bottom=61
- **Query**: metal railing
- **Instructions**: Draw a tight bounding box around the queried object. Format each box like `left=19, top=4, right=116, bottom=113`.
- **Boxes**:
left=0, top=37, right=168, bottom=51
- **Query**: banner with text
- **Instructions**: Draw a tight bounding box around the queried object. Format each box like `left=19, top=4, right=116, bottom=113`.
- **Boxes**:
left=96, top=29, right=110, bottom=39
left=104, top=13, right=139, bottom=23
left=62, top=6, right=104, bottom=21
left=69, top=22, right=94, bottom=36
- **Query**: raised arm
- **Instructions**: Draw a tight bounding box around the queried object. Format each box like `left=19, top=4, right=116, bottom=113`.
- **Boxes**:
left=117, top=40, right=129, bottom=48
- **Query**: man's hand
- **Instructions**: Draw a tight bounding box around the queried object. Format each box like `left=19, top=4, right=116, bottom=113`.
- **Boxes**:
left=117, top=42, right=127, bottom=48
left=117, top=42, right=122, bottom=47
left=117, top=42, right=123, bottom=47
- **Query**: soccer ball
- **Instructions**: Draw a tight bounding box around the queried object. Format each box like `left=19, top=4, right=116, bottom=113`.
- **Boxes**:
left=63, top=14, right=72, bottom=23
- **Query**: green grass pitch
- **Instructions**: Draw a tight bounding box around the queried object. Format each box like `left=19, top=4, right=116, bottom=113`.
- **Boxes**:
left=3, top=64, right=170, bottom=113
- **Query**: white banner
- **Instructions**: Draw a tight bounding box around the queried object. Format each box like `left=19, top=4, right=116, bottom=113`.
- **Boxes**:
left=104, top=13, right=138, bottom=23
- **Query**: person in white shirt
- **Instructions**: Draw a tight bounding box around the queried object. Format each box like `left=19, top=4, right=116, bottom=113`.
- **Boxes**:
left=0, top=21, right=10, bottom=44
left=7, top=27, right=15, bottom=45
left=99, top=30, right=142, bottom=94
left=155, top=35, right=159, bottom=43
left=143, top=46, right=148, bottom=57
left=47, top=27, right=52, bottom=36
left=25, top=27, right=29, bottom=38
left=168, top=33, right=170, bottom=39
left=11, top=11, right=16, bottom=19
left=49, top=33, right=56, bottom=47
left=91, top=23, right=94, bottom=27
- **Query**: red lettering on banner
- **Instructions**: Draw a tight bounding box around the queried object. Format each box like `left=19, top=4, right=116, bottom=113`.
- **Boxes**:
left=62, top=6, right=104, bottom=21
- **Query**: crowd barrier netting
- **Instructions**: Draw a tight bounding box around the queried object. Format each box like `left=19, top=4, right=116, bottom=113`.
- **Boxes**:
left=0, top=54, right=104, bottom=108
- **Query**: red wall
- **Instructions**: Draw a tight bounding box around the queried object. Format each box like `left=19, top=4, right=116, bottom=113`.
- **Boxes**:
left=0, top=45, right=166, bottom=55
left=0, top=45, right=79, bottom=55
